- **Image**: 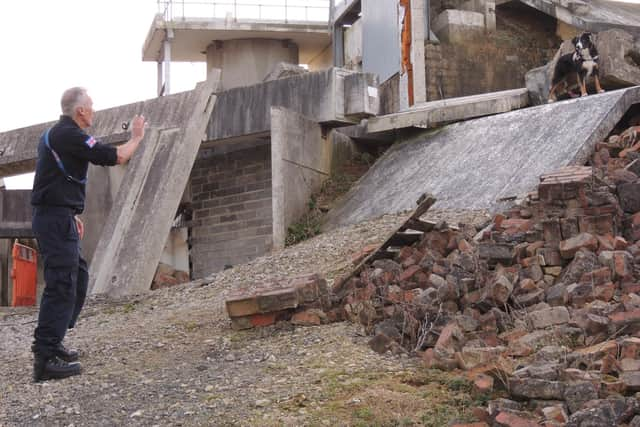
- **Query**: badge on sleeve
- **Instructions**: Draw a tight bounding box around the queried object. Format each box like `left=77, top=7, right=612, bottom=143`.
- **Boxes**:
left=85, top=136, right=97, bottom=148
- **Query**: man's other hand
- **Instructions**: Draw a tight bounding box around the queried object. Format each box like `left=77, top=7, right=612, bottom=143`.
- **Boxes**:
left=75, top=216, right=84, bottom=240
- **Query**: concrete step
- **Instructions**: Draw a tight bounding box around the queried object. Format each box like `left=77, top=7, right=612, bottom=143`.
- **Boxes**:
left=367, top=88, right=529, bottom=134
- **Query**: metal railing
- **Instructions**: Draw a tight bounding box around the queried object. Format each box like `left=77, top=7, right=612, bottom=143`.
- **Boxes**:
left=157, top=0, right=330, bottom=23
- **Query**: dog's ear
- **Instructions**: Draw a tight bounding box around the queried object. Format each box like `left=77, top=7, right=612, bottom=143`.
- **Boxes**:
left=572, top=36, right=579, bottom=46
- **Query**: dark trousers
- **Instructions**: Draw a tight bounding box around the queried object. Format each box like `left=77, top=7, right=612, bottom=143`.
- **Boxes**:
left=31, top=207, right=87, bottom=358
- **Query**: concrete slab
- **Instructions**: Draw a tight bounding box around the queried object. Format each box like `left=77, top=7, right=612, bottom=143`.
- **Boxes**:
left=0, top=90, right=199, bottom=178
left=324, top=86, right=640, bottom=229
left=367, top=88, right=529, bottom=134
left=89, top=70, right=221, bottom=297
left=513, top=0, right=640, bottom=34
left=271, top=107, right=330, bottom=250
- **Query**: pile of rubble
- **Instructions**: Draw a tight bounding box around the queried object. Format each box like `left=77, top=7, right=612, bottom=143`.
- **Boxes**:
left=331, top=125, right=640, bottom=425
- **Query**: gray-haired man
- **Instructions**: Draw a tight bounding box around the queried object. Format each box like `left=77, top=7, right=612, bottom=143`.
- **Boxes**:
left=31, top=87, right=145, bottom=381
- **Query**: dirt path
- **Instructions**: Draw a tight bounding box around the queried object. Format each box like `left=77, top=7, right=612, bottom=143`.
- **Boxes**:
left=0, top=210, right=490, bottom=427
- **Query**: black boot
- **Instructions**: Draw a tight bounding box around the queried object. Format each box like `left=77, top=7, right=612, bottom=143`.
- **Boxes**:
left=33, top=355, right=82, bottom=382
left=54, top=343, right=79, bottom=363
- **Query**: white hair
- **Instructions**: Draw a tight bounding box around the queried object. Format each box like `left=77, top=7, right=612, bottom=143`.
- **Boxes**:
left=60, top=87, right=90, bottom=116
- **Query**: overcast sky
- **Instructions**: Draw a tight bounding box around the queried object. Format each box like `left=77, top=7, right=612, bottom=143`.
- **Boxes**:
left=0, top=1, right=206, bottom=188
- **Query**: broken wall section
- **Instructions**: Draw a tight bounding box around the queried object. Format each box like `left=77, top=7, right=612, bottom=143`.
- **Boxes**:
left=189, top=143, right=273, bottom=277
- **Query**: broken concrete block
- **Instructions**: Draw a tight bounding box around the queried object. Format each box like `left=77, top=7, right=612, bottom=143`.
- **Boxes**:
left=597, top=29, right=640, bottom=89
left=432, top=10, right=485, bottom=44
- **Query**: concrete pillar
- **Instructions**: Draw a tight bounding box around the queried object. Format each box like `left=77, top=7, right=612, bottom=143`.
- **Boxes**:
left=271, top=107, right=330, bottom=250
left=162, top=28, right=174, bottom=95
left=411, top=0, right=427, bottom=104
left=206, top=39, right=299, bottom=90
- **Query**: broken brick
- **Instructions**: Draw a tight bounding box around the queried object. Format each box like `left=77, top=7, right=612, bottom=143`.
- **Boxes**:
left=559, top=233, right=598, bottom=259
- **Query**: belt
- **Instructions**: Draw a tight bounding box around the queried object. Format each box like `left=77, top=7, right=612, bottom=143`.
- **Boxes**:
left=32, top=206, right=78, bottom=216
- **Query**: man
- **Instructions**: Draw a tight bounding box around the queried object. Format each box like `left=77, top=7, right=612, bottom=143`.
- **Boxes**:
left=31, top=87, right=146, bottom=382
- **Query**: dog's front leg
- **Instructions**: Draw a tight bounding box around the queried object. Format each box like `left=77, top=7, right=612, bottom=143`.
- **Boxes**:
left=579, top=73, right=588, bottom=97
left=594, top=68, right=605, bottom=94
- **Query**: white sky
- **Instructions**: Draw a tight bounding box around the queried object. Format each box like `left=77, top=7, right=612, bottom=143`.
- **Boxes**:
left=0, top=0, right=205, bottom=188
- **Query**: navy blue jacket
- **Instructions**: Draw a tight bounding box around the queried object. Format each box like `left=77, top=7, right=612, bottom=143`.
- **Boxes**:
left=31, top=115, right=118, bottom=213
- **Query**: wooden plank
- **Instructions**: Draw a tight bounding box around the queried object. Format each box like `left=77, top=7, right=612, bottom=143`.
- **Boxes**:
left=332, top=193, right=436, bottom=293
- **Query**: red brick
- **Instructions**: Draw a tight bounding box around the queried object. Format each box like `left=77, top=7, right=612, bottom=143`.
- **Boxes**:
left=520, top=256, right=539, bottom=268
left=495, top=411, right=539, bottom=427
left=230, top=312, right=278, bottom=330
left=501, top=218, right=533, bottom=234
left=472, top=373, right=494, bottom=395
left=578, top=214, right=615, bottom=236
left=350, top=243, right=379, bottom=265
left=399, top=265, right=421, bottom=282
left=526, top=241, right=545, bottom=257
left=559, top=233, right=598, bottom=259
left=596, top=234, right=615, bottom=251
left=536, top=247, right=562, bottom=266
left=291, top=309, right=322, bottom=326
left=593, top=282, right=616, bottom=302
left=458, top=238, right=473, bottom=253
left=226, top=296, right=260, bottom=317
left=257, top=287, right=299, bottom=312
left=580, top=267, right=612, bottom=286
left=621, top=337, right=640, bottom=359
left=542, top=219, right=562, bottom=242
left=614, top=236, right=629, bottom=250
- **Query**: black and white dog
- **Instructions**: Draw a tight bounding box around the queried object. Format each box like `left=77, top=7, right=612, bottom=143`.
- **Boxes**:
left=548, top=32, right=605, bottom=103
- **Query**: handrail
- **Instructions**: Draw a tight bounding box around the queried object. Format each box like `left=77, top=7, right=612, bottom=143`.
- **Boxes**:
left=157, top=0, right=330, bottom=23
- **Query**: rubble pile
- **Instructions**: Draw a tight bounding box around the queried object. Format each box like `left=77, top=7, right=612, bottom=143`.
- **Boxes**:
left=332, top=125, right=640, bottom=425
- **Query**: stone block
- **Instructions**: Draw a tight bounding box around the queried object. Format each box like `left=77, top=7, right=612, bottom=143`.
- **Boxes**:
left=536, top=247, right=563, bottom=266
left=546, top=284, right=569, bottom=306
left=621, top=337, right=640, bottom=360
left=622, top=371, right=640, bottom=392
left=432, top=10, right=485, bottom=44
left=509, top=377, right=565, bottom=400
left=479, top=243, right=514, bottom=266
left=543, top=219, right=563, bottom=243
left=542, top=405, right=568, bottom=425
left=563, top=381, right=598, bottom=414
left=528, top=306, right=570, bottom=329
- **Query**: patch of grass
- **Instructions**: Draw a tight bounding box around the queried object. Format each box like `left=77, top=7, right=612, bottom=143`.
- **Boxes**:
left=294, top=368, right=484, bottom=426
left=122, top=302, right=137, bottom=314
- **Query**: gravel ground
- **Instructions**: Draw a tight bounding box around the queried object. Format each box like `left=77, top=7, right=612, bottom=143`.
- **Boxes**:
left=0, top=209, right=490, bottom=427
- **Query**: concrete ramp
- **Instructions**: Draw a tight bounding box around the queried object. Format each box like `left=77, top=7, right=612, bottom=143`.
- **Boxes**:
left=325, top=87, right=640, bottom=229
left=89, top=71, right=221, bottom=297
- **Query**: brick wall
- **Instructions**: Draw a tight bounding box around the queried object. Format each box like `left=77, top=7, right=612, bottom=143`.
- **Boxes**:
left=425, top=1, right=558, bottom=100
left=189, top=142, right=273, bottom=278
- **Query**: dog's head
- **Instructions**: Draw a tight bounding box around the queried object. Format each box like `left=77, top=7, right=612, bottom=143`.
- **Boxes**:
left=572, top=32, right=594, bottom=51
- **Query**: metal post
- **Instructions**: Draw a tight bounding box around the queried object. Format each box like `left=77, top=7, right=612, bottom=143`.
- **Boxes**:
left=285, top=0, right=288, bottom=23
left=234, top=0, right=237, bottom=21
left=182, top=0, right=185, bottom=18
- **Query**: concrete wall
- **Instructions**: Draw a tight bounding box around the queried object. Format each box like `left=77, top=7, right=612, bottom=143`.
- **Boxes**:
left=271, top=107, right=330, bottom=250
left=189, top=142, right=273, bottom=277
left=344, top=18, right=363, bottom=70
left=206, top=39, right=299, bottom=90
